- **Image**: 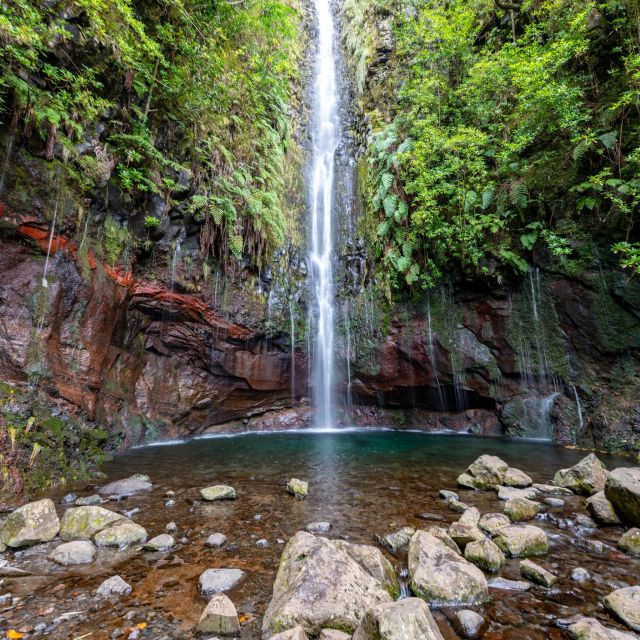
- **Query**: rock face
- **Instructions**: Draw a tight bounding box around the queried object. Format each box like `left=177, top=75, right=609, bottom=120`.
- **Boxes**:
left=98, top=474, right=152, bottom=497
left=605, top=468, right=640, bottom=526
left=352, top=598, right=445, bottom=640
left=586, top=491, right=621, bottom=525
left=493, top=525, right=548, bottom=558
left=262, top=532, right=393, bottom=636
left=408, top=530, right=489, bottom=606
left=553, top=454, right=609, bottom=496
left=0, top=499, right=60, bottom=548
left=200, top=485, right=236, bottom=501
left=49, top=541, right=97, bottom=565
left=604, top=586, right=640, bottom=632
left=199, top=568, right=246, bottom=595
left=198, top=593, right=241, bottom=635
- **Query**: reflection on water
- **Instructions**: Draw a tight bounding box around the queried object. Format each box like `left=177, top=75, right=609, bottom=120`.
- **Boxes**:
left=14, top=431, right=637, bottom=639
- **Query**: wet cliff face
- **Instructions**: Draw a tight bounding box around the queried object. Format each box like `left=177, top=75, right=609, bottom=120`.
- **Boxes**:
left=0, top=235, right=306, bottom=446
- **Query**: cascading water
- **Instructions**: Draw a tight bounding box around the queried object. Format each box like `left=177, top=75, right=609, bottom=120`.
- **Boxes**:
left=308, top=0, right=340, bottom=428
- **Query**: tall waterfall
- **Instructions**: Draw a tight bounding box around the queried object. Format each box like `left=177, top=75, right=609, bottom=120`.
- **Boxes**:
left=309, top=0, right=339, bottom=428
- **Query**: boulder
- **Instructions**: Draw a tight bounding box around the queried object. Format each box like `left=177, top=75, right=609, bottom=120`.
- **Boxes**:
left=206, top=533, right=228, bottom=548
left=586, top=491, right=621, bottom=525
left=439, top=490, right=459, bottom=501
left=568, top=617, right=638, bottom=640
left=75, top=495, right=102, bottom=506
left=48, top=541, right=97, bottom=565
left=0, top=499, right=59, bottom=548
left=197, top=593, right=241, bottom=635
left=464, top=538, right=504, bottom=573
left=604, top=586, right=640, bottom=632
left=319, top=631, right=351, bottom=640
left=428, top=527, right=461, bottom=554
left=504, top=497, right=541, bottom=522
left=306, top=522, right=332, bottom=535
left=271, top=627, right=310, bottom=640
left=457, top=455, right=509, bottom=490
left=448, top=523, right=485, bottom=548
left=553, top=454, right=608, bottom=496
left=544, top=497, right=565, bottom=508
left=143, top=534, right=174, bottom=551
left=287, top=478, right=308, bottom=499
left=496, top=486, right=539, bottom=501
left=605, top=468, right=640, bottom=526
left=532, top=483, right=572, bottom=496
left=454, top=610, right=484, bottom=638
left=60, top=506, right=124, bottom=540
left=199, top=568, right=246, bottom=596
left=408, top=530, right=489, bottom=606
left=352, top=597, right=444, bottom=640
left=98, top=474, right=152, bottom=497
left=94, top=520, right=147, bottom=547
left=519, top=559, right=556, bottom=587
left=493, top=524, right=548, bottom=558
left=96, top=575, right=132, bottom=597
left=378, top=527, right=415, bottom=553
left=200, top=485, right=236, bottom=501
left=459, top=507, right=481, bottom=527
left=60, top=493, right=77, bottom=505
left=503, top=468, right=533, bottom=488
left=478, top=513, right=510, bottom=536
left=571, top=568, right=590, bottom=582
left=262, top=532, right=393, bottom=636
left=618, top=528, right=640, bottom=557
left=448, top=498, right=470, bottom=513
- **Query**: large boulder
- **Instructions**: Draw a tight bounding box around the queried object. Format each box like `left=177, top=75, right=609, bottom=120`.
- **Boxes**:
left=98, top=474, right=152, bottom=497
left=568, top=617, right=638, bottom=640
left=198, top=593, right=241, bottom=635
left=408, top=530, right=489, bottom=606
left=478, top=513, right=510, bottom=536
left=60, top=506, right=124, bottom=540
left=604, top=586, right=640, bottom=632
left=262, top=532, right=393, bottom=636
left=493, top=524, right=548, bottom=558
left=457, top=455, right=509, bottom=490
left=464, top=538, right=504, bottom=573
left=605, top=468, right=640, bottom=526
left=0, top=499, right=59, bottom=548
left=48, top=541, right=97, bottom=565
left=504, top=497, right=540, bottom=522
left=352, top=598, right=444, bottom=640
left=586, top=491, right=621, bottom=526
left=553, top=454, right=608, bottom=496
left=503, top=468, right=533, bottom=488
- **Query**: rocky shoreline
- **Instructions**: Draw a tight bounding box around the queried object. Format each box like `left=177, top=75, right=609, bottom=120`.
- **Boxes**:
left=0, top=446, right=639, bottom=639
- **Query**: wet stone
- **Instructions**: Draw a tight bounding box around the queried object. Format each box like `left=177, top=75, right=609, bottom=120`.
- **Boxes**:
left=306, top=522, right=332, bottom=535
left=48, top=541, right=97, bottom=565
left=143, top=534, right=174, bottom=551
left=571, top=567, right=590, bottom=582
left=519, top=559, right=557, bottom=587
left=200, top=485, right=236, bottom=501
left=287, top=478, right=308, bottom=499
left=378, top=526, right=415, bottom=553
left=76, top=494, right=102, bottom=506
left=455, top=609, right=484, bottom=638
left=96, top=576, right=132, bottom=598
left=199, top=568, right=246, bottom=596
left=488, top=578, right=531, bottom=591
left=618, top=527, right=640, bottom=557
left=205, top=533, right=228, bottom=548
left=440, top=490, right=459, bottom=501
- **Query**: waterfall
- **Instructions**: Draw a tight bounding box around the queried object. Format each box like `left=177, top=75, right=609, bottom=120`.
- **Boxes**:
left=309, top=0, right=340, bottom=428
left=289, top=297, right=296, bottom=402
left=426, top=297, right=446, bottom=410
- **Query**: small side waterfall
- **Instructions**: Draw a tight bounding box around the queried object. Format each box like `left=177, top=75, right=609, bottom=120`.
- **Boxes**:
left=308, top=0, right=340, bottom=428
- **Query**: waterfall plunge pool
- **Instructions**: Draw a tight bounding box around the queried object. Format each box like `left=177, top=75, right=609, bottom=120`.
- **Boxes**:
left=7, top=431, right=638, bottom=639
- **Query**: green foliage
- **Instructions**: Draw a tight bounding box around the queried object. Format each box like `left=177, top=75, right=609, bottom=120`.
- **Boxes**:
left=0, top=0, right=302, bottom=269
left=103, top=216, right=131, bottom=266
left=360, top=0, right=640, bottom=288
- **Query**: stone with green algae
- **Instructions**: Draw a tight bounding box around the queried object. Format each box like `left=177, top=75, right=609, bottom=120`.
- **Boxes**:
left=200, top=485, right=236, bottom=501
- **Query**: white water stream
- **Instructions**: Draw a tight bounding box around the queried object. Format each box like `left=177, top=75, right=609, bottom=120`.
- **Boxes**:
left=309, top=0, right=340, bottom=428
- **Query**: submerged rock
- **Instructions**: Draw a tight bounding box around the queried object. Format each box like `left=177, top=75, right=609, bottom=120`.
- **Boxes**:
left=352, top=597, right=445, bottom=640
left=464, top=538, right=504, bottom=573
left=586, top=491, right=621, bottom=525
left=378, top=526, right=415, bottom=553
left=96, top=575, right=132, bottom=598
left=553, top=454, right=608, bottom=496
left=98, top=474, right=152, bottom=497
left=605, top=468, right=640, bottom=526
left=199, top=568, right=246, bottom=595
left=262, top=532, right=393, bottom=636
left=519, top=559, right=556, bottom=587
left=287, top=478, right=308, bottom=499
left=48, top=541, right=97, bottom=565
left=143, top=534, right=174, bottom=551
left=206, top=532, right=228, bottom=548
left=568, top=617, right=638, bottom=639
left=478, top=513, right=510, bottom=536
left=493, top=524, right=548, bottom=557
left=408, top=530, right=489, bottom=606
left=457, top=455, right=509, bottom=490
left=200, top=485, right=236, bottom=501
left=454, top=610, right=484, bottom=639
left=197, top=593, right=241, bottom=635
left=604, top=586, right=640, bottom=632
left=618, top=528, right=640, bottom=557
left=504, top=497, right=541, bottom=522
left=0, top=499, right=59, bottom=548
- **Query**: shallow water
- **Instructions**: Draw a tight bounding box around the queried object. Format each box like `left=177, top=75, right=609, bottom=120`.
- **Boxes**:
left=3, top=431, right=639, bottom=639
